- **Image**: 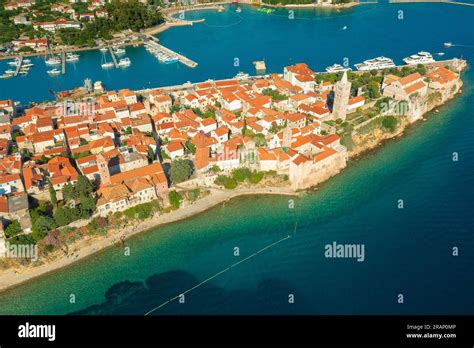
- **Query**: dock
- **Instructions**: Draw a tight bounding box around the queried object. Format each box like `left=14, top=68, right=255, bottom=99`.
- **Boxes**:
left=13, top=56, right=23, bottom=77
left=146, top=40, right=197, bottom=68
left=108, top=47, right=119, bottom=68
left=61, top=52, right=66, bottom=75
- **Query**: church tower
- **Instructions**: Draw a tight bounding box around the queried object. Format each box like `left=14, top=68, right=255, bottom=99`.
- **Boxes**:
left=282, top=126, right=292, bottom=148
left=97, top=153, right=111, bottom=186
left=332, top=71, right=351, bottom=121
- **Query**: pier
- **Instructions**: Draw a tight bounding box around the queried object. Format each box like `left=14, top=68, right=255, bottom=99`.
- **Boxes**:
left=145, top=39, right=198, bottom=68
left=108, top=47, right=119, bottom=68
left=13, top=56, right=23, bottom=77
left=61, top=52, right=66, bottom=75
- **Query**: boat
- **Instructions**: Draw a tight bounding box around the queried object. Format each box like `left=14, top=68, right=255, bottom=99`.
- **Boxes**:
left=4, top=69, right=15, bottom=74
left=341, top=26, right=347, bottom=30
left=47, top=68, right=61, bottom=75
left=234, top=72, right=250, bottom=80
left=66, top=52, right=80, bottom=62
left=236, top=6, right=242, bottom=13
left=325, top=64, right=352, bottom=73
left=23, top=59, right=31, bottom=64
left=118, top=57, right=131, bottom=68
left=113, top=47, right=126, bottom=55
left=7, top=58, right=21, bottom=66
left=437, top=52, right=445, bottom=56
left=101, top=52, right=114, bottom=69
left=102, top=62, right=114, bottom=69
left=99, top=47, right=108, bottom=52
left=1, top=74, right=13, bottom=79
left=217, top=5, right=225, bottom=12
left=403, top=51, right=435, bottom=65
left=444, top=42, right=452, bottom=47
left=163, top=55, right=179, bottom=64
left=354, top=56, right=396, bottom=71
left=23, top=63, right=34, bottom=68
left=45, top=57, right=61, bottom=66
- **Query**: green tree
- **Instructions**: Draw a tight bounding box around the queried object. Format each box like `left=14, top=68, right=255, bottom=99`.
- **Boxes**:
left=184, top=140, right=196, bottom=155
left=189, top=188, right=200, bottom=202
left=79, top=194, right=96, bottom=218
left=168, top=190, right=183, bottom=209
left=210, top=165, right=221, bottom=173
left=4, top=220, right=22, bottom=238
left=32, top=215, right=54, bottom=241
left=365, top=81, right=381, bottom=99
left=170, top=159, right=193, bottom=184
left=54, top=206, right=80, bottom=227
left=232, top=168, right=251, bottom=182
left=62, top=183, right=77, bottom=201
left=76, top=175, right=94, bottom=196
left=382, top=116, right=398, bottom=132
left=48, top=180, right=57, bottom=206
left=249, top=171, right=264, bottom=184
left=147, top=146, right=156, bottom=162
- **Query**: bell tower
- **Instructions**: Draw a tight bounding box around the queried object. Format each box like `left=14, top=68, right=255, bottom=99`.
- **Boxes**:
left=97, top=153, right=110, bottom=186
left=332, top=70, right=351, bottom=121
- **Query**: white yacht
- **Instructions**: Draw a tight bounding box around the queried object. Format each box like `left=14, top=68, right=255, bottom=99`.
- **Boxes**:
left=114, top=47, right=126, bottom=55
left=47, top=68, right=61, bottom=75
left=236, top=6, right=242, bottom=13
left=234, top=72, right=250, bottom=80
left=403, top=51, right=435, bottom=65
left=66, top=52, right=80, bottom=62
left=118, top=57, right=131, bottom=68
left=101, top=52, right=114, bottom=69
left=444, top=42, right=452, bottom=47
left=7, top=58, right=21, bottom=66
left=354, top=56, right=396, bottom=71
left=99, top=47, right=108, bottom=52
left=46, top=57, right=61, bottom=66
left=101, top=62, right=114, bottom=69
left=325, top=64, right=352, bottom=73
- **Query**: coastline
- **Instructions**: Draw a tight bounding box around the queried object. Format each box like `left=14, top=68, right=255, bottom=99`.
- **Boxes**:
left=0, top=84, right=462, bottom=292
left=260, top=1, right=360, bottom=9
left=0, top=61, right=466, bottom=292
left=0, top=187, right=296, bottom=293
left=0, top=1, right=362, bottom=61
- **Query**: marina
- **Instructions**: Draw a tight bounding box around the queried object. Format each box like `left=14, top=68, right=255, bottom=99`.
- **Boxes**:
left=0, top=1, right=472, bottom=322
left=145, top=39, right=197, bottom=68
left=108, top=47, right=119, bottom=69
left=0, top=3, right=471, bottom=104
left=61, top=52, right=66, bottom=75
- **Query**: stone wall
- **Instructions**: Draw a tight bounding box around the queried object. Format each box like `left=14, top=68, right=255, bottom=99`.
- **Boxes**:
left=289, top=151, right=347, bottom=191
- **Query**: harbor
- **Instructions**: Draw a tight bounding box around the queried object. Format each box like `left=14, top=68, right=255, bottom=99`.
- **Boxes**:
left=108, top=47, right=119, bottom=69
left=145, top=38, right=198, bottom=68
left=0, top=2, right=472, bottom=104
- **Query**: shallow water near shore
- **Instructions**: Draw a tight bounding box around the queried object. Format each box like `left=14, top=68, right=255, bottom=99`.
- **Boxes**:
left=0, top=2, right=473, bottom=314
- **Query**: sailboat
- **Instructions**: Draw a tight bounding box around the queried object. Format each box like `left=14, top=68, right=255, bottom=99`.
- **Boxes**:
left=101, top=52, right=114, bottom=69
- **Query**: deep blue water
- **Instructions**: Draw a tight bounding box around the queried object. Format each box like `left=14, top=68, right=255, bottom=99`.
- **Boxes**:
left=1, top=2, right=473, bottom=103
left=0, top=3, right=472, bottom=315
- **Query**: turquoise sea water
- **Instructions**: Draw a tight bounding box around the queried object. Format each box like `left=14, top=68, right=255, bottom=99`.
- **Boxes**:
left=0, top=3, right=473, bottom=314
